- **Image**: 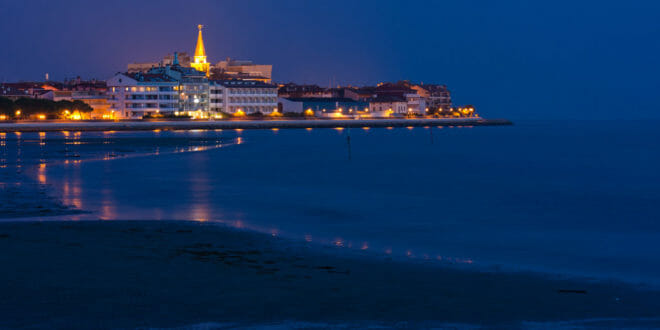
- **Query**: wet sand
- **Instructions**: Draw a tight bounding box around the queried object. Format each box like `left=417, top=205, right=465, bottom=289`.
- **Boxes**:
left=0, top=166, right=85, bottom=219
left=0, top=118, right=511, bottom=133
left=0, top=220, right=658, bottom=329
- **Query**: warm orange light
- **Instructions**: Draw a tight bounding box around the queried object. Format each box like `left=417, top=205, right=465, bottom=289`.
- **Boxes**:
left=0, top=115, right=6, bottom=120
left=15, top=110, right=21, bottom=116
left=304, top=109, right=314, bottom=116
left=235, top=109, right=245, bottom=117
left=37, top=114, right=46, bottom=120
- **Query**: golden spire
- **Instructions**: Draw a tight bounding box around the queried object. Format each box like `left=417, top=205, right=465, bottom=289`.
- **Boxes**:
left=194, top=24, right=206, bottom=58
left=191, top=24, right=210, bottom=77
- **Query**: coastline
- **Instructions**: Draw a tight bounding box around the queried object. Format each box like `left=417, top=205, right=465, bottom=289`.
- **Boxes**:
left=0, top=117, right=512, bottom=132
left=0, top=220, right=658, bottom=329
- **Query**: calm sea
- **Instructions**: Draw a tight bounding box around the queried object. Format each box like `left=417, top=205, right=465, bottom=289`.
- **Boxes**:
left=3, top=120, right=660, bottom=285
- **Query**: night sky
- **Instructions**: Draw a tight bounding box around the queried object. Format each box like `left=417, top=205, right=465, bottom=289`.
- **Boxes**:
left=1, top=0, right=659, bottom=119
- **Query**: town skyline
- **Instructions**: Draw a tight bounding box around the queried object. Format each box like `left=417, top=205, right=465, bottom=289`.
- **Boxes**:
left=2, top=0, right=660, bottom=120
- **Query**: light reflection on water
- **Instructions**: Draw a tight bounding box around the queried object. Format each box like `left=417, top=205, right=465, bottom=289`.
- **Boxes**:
left=5, top=128, right=475, bottom=267
left=3, top=123, right=660, bottom=285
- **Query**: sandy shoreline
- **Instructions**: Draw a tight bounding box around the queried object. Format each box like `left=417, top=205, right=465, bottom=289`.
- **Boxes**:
left=0, top=220, right=659, bottom=329
left=0, top=118, right=511, bottom=132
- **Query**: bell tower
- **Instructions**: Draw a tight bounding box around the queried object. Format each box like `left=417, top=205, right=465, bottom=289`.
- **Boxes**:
left=191, top=24, right=210, bottom=77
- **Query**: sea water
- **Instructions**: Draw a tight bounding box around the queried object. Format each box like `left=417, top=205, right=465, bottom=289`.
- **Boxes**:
left=2, top=120, right=659, bottom=286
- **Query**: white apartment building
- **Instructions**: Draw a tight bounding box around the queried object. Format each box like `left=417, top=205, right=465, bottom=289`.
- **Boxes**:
left=405, top=93, right=427, bottom=115
left=106, top=73, right=179, bottom=119
left=368, top=96, right=408, bottom=117
left=107, top=63, right=210, bottom=119
left=210, top=80, right=278, bottom=115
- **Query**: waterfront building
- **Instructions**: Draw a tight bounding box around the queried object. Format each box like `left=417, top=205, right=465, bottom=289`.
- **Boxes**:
left=368, top=96, right=408, bottom=117
left=412, top=83, right=451, bottom=112
left=405, top=93, right=427, bottom=115
left=210, top=80, right=278, bottom=115
left=279, top=97, right=368, bottom=117
left=39, top=90, right=114, bottom=119
left=190, top=25, right=210, bottom=77
left=108, top=58, right=211, bottom=119
left=106, top=72, right=179, bottom=119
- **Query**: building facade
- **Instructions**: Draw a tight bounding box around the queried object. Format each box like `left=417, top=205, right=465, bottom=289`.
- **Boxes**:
left=368, top=96, right=408, bottom=117
left=213, top=58, right=272, bottom=83
left=210, top=80, right=278, bottom=115
left=106, top=73, right=179, bottom=119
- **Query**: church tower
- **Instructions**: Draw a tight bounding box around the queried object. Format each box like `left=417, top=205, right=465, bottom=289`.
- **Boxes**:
left=191, top=24, right=210, bottom=77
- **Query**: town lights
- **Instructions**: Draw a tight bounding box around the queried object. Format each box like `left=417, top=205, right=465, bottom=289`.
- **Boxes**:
left=15, top=110, right=21, bottom=116
left=37, top=114, right=46, bottom=120
left=0, top=115, right=7, bottom=120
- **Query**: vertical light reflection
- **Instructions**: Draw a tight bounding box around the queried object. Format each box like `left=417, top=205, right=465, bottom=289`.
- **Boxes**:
left=0, top=133, right=6, bottom=168
left=62, top=162, right=83, bottom=211
left=37, top=163, right=47, bottom=185
left=99, top=187, right=117, bottom=220
left=189, top=152, right=211, bottom=222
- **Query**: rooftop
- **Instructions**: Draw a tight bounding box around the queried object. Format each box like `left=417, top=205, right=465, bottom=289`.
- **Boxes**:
left=211, top=80, right=277, bottom=88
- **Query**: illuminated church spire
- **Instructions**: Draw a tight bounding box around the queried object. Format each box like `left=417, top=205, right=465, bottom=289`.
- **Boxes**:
left=191, top=24, right=210, bottom=77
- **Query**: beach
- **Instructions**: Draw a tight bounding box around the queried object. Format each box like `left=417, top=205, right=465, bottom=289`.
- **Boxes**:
left=1, top=121, right=660, bottom=328
left=1, top=220, right=659, bottom=329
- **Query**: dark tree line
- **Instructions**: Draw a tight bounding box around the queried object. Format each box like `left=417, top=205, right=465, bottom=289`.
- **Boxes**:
left=0, top=97, right=93, bottom=118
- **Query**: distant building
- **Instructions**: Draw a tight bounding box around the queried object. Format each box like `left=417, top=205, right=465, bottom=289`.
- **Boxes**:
left=368, top=96, right=408, bottom=117
left=279, top=97, right=368, bottom=117
left=213, top=58, right=272, bottom=83
left=405, top=93, right=426, bottom=115
left=277, top=97, right=304, bottom=114
left=127, top=53, right=192, bottom=73
left=0, top=82, right=59, bottom=100
left=39, top=90, right=113, bottom=119
left=411, top=84, right=451, bottom=112
left=278, top=83, right=332, bottom=98
left=127, top=25, right=272, bottom=83
left=210, top=80, right=278, bottom=115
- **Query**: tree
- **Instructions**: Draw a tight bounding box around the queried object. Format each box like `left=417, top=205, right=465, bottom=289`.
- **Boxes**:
left=0, top=97, right=15, bottom=115
left=14, top=98, right=57, bottom=115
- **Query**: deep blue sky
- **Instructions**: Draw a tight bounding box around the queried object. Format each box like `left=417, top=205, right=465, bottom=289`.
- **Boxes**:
left=1, top=0, right=659, bottom=119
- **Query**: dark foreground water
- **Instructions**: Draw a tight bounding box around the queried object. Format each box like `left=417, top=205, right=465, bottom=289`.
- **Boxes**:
left=2, top=121, right=659, bottom=286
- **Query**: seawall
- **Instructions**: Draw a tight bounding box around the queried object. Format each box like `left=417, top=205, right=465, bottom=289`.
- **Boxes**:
left=0, top=118, right=512, bottom=133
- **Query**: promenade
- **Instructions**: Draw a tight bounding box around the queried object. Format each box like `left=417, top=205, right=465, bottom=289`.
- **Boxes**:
left=0, top=118, right=512, bottom=132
